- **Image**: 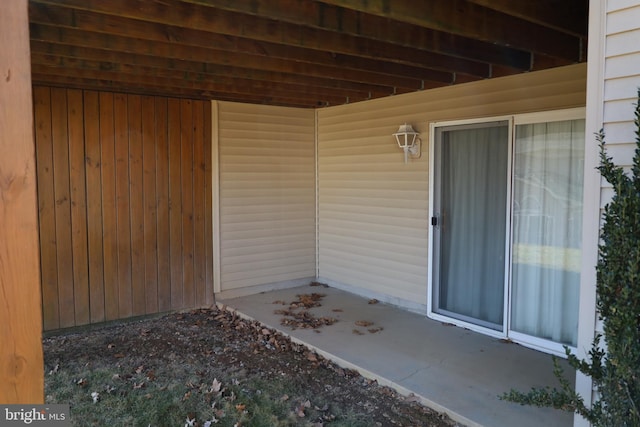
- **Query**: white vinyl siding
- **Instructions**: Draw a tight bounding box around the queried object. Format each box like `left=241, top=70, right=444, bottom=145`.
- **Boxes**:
left=216, top=101, right=316, bottom=291
left=317, top=63, right=587, bottom=309
left=592, top=0, right=640, bottom=341
left=601, top=2, right=640, bottom=210
left=598, top=0, right=640, bottom=319
left=576, top=3, right=640, bottom=425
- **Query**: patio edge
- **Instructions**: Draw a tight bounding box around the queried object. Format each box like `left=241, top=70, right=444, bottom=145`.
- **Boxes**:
left=217, top=302, right=480, bottom=427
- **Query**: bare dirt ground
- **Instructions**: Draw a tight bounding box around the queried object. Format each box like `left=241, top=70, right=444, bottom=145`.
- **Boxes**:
left=44, top=305, right=461, bottom=426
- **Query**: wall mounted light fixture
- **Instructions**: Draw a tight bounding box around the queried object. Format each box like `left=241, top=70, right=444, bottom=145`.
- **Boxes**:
left=393, top=123, right=421, bottom=164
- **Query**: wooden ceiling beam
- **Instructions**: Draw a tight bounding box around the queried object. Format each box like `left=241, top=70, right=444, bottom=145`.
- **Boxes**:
left=180, top=0, right=532, bottom=70
left=32, top=77, right=325, bottom=107
left=30, top=41, right=380, bottom=100
left=27, top=0, right=586, bottom=108
left=29, top=23, right=453, bottom=87
left=30, top=0, right=491, bottom=77
left=30, top=57, right=374, bottom=105
left=28, top=23, right=431, bottom=91
left=315, top=0, right=582, bottom=61
left=29, top=26, right=396, bottom=96
left=466, top=0, right=588, bottom=37
left=31, top=64, right=359, bottom=107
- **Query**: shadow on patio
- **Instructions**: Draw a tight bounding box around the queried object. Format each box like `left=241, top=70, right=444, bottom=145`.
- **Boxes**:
left=219, top=285, right=574, bottom=427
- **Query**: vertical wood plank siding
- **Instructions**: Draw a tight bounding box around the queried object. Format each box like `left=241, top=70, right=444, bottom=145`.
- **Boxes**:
left=317, top=63, right=587, bottom=308
left=217, top=102, right=316, bottom=291
left=34, top=87, right=213, bottom=331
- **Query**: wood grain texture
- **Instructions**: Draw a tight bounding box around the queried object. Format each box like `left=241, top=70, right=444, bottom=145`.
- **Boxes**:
left=155, top=97, right=171, bottom=312
left=99, top=92, right=119, bottom=321
left=34, top=86, right=59, bottom=330
left=34, top=88, right=213, bottom=330
left=181, top=100, right=195, bottom=309
left=84, top=90, right=105, bottom=323
left=128, top=94, right=145, bottom=316
left=51, top=88, right=75, bottom=328
left=168, top=98, right=184, bottom=310
left=114, top=93, right=133, bottom=319
left=142, top=96, right=159, bottom=314
left=193, top=102, right=206, bottom=305
left=26, top=1, right=587, bottom=108
left=203, top=101, right=214, bottom=305
left=0, top=0, right=44, bottom=403
left=67, top=89, right=90, bottom=325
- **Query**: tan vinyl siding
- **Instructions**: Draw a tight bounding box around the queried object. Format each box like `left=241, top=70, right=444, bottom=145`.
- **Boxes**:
left=217, top=101, right=316, bottom=291
left=317, top=63, right=587, bottom=308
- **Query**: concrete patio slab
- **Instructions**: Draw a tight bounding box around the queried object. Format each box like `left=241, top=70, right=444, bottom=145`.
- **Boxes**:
left=219, top=285, right=575, bottom=427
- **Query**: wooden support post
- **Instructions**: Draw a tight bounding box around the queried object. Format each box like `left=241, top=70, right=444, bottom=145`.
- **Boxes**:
left=0, top=0, right=45, bottom=403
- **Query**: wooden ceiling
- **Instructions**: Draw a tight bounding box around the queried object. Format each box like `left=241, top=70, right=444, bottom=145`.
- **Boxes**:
left=29, top=0, right=588, bottom=108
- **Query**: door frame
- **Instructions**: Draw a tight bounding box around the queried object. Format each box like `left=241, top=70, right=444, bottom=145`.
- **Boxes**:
left=427, top=115, right=513, bottom=340
left=427, top=108, right=585, bottom=356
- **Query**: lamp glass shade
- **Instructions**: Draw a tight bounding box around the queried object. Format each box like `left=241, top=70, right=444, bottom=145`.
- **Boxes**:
left=393, top=123, right=419, bottom=148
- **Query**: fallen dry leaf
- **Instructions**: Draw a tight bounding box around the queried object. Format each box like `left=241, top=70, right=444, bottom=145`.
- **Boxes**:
left=352, top=329, right=365, bottom=335
left=309, top=281, right=329, bottom=288
left=368, top=299, right=379, bottom=304
left=355, top=320, right=374, bottom=327
left=368, top=327, right=384, bottom=334
left=235, top=403, right=246, bottom=412
left=331, top=308, right=343, bottom=312
left=294, top=293, right=326, bottom=308
left=210, top=378, right=222, bottom=394
left=184, top=415, right=196, bottom=427
left=277, top=308, right=337, bottom=330
left=405, top=394, right=421, bottom=403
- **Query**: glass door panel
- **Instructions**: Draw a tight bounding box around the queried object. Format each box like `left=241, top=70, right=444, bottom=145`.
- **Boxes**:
left=510, top=119, right=585, bottom=346
left=434, top=122, right=509, bottom=330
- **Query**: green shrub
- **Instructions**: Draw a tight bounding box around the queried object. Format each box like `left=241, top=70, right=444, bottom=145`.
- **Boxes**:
left=501, top=91, right=640, bottom=426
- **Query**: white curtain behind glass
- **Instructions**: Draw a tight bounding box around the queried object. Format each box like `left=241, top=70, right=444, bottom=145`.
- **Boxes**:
left=439, top=124, right=508, bottom=329
left=511, top=119, right=585, bottom=346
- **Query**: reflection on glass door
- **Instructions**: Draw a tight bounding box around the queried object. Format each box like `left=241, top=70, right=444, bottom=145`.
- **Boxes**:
left=510, top=119, right=585, bottom=347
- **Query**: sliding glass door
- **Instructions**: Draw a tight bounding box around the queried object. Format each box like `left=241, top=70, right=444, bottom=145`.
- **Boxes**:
left=430, top=111, right=585, bottom=353
left=432, top=121, right=509, bottom=331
